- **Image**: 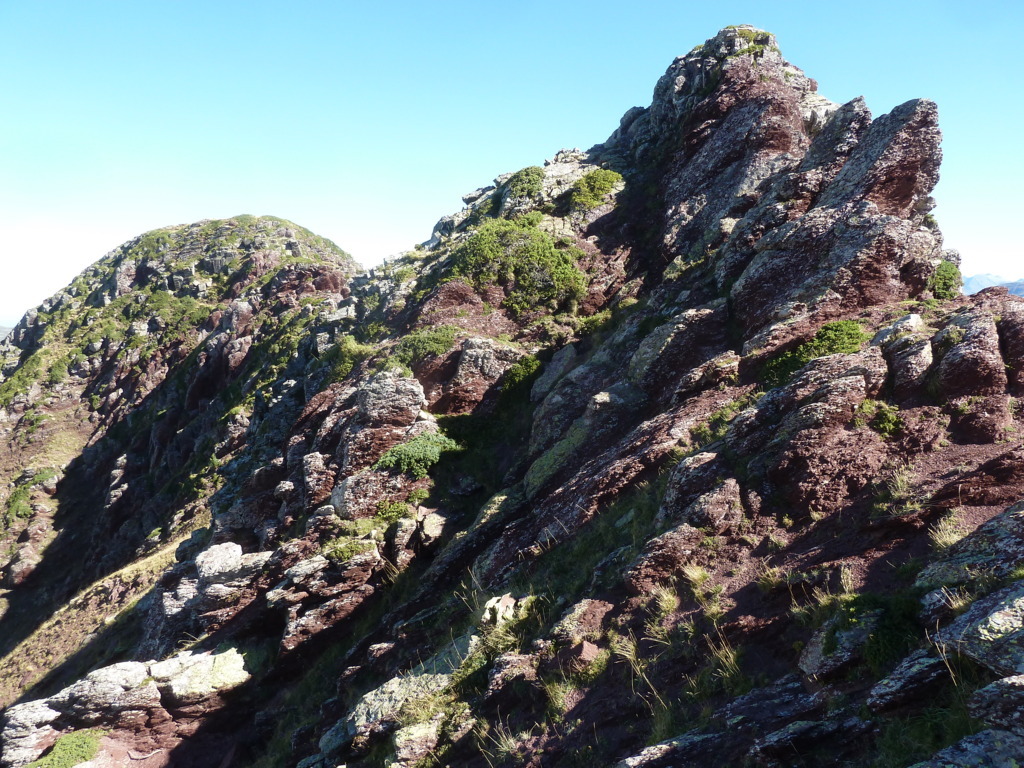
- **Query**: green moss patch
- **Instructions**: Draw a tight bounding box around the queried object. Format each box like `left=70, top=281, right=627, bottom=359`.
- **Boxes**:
left=394, top=325, right=458, bottom=368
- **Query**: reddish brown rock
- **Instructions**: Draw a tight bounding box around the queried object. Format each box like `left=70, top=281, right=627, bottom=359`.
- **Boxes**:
left=936, top=311, right=1008, bottom=399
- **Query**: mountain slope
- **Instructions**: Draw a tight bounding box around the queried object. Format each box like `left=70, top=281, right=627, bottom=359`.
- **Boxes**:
left=3, top=26, right=1024, bottom=768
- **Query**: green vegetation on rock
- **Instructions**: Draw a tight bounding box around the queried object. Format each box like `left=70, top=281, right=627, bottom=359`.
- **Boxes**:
left=450, top=218, right=586, bottom=316
left=394, top=325, right=458, bottom=368
left=501, top=355, right=541, bottom=397
left=374, top=432, right=461, bottom=479
left=375, top=499, right=411, bottom=524
left=505, top=166, right=544, bottom=198
left=854, top=399, right=904, bottom=438
left=568, top=169, right=623, bottom=211
left=321, top=335, right=375, bottom=383
left=929, top=260, right=962, bottom=300
left=25, top=729, right=104, bottom=768
left=760, top=320, right=870, bottom=388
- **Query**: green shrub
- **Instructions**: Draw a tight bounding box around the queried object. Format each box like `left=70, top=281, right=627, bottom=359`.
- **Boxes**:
left=929, top=260, right=962, bottom=300
left=690, top=392, right=761, bottom=447
left=502, top=355, right=541, bottom=395
left=760, top=320, right=869, bottom=388
left=506, top=166, right=544, bottom=198
left=375, top=499, right=410, bottom=524
left=394, top=325, right=458, bottom=367
left=322, top=335, right=375, bottom=383
left=322, top=538, right=375, bottom=563
left=854, top=399, right=904, bottom=438
left=406, top=488, right=429, bottom=505
left=450, top=218, right=586, bottom=316
left=26, top=729, right=103, bottom=768
left=373, top=432, right=461, bottom=479
left=46, top=359, right=68, bottom=386
left=569, top=169, right=623, bottom=211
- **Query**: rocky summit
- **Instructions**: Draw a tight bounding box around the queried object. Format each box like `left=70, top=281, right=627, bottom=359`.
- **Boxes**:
left=0, top=25, right=1021, bottom=768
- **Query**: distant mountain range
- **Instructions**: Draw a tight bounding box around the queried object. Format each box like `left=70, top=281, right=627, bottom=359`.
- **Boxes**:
left=0, top=325, right=10, bottom=340
left=964, top=273, right=1024, bottom=295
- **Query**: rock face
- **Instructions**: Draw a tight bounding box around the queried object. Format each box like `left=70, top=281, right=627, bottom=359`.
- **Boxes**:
left=0, top=24, right=1017, bottom=768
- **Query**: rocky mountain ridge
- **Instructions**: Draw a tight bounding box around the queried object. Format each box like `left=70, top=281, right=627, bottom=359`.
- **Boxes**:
left=1, top=25, right=1022, bottom=768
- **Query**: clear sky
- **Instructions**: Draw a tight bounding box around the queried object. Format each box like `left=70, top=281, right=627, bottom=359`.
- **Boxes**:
left=1, top=0, right=1021, bottom=327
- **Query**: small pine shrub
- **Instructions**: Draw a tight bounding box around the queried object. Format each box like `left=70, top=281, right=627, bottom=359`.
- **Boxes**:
left=569, top=169, right=623, bottom=211
left=322, top=538, right=375, bottom=563
left=929, top=260, right=962, bottom=300
left=406, top=488, right=429, bottom=505
left=506, top=166, right=544, bottom=198
left=393, top=326, right=458, bottom=367
left=449, top=218, right=586, bottom=316
left=760, top=320, right=869, bottom=388
left=322, top=335, right=375, bottom=383
left=373, top=432, right=461, bottom=479
left=501, top=355, right=541, bottom=397
left=375, top=499, right=410, bottom=524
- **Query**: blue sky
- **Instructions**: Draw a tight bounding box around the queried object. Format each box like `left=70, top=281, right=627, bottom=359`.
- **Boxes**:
left=1, top=0, right=1021, bottom=326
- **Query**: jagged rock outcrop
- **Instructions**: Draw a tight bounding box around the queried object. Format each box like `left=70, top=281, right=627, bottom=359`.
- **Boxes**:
left=0, top=24, right=1018, bottom=768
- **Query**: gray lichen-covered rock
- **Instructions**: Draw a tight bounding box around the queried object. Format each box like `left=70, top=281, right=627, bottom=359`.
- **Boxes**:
left=917, top=501, right=1024, bottom=590
left=0, top=648, right=249, bottom=766
left=147, top=647, right=250, bottom=707
left=613, top=676, right=827, bottom=768
left=388, top=717, right=444, bottom=767
left=748, top=717, right=874, bottom=766
left=935, top=312, right=1008, bottom=399
left=318, top=634, right=472, bottom=757
left=46, top=662, right=160, bottom=726
left=356, top=371, right=426, bottom=427
left=934, top=581, right=1024, bottom=677
left=0, top=700, right=61, bottom=768
left=908, top=729, right=1024, bottom=767
left=671, top=477, right=743, bottom=534
left=876, top=316, right=934, bottom=397
left=968, top=674, right=1024, bottom=732
left=627, top=300, right=727, bottom=391
left=867, top=649, right=950, bottom=711
left=799, top=612, right=881, bottom=679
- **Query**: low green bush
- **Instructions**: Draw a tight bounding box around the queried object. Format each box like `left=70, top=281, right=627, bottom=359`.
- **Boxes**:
left=394, top=325, right=458, bottom=367
left=374, top=432, right=461, bottom=479
left=854, top=399, right=904, bottom=438
left=568, top=169, right=623, bottom=211
left=760, top=320, right=869, bottom=388
left=322, top=335, right=375, bottom=383
left=502, top=355, right=541, bottom=395
left=26, top=729, right=103, bottom=768
left=929, top=260, right=962, bottom=300
left=375, top=499, right=410, bottom=523
left=450, top=218, right=586, bottom=316
left=506, top=166, right=544, bottom=198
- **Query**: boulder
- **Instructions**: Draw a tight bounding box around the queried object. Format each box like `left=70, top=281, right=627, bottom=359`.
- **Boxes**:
left=969, top=674, right=1024, bottom=732
left=935, top=312, right=1008, bottom=399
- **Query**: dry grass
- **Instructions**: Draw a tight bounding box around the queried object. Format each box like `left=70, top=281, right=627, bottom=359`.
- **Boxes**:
left=0, top=531, right=191, bottom=706
left=929, top=509, right=968, bottom=552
